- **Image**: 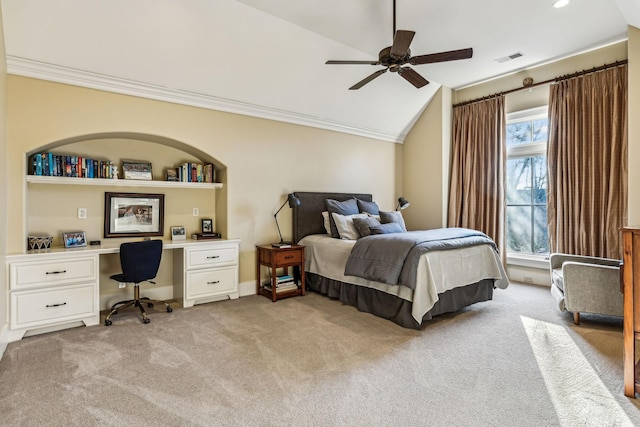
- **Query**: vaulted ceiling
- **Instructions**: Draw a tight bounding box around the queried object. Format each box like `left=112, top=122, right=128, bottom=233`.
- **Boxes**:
left=1, top=0, right=637, bottom=142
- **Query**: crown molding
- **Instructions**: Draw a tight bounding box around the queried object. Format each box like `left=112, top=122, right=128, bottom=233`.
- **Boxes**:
left=6, top=56, right=403, bottom=143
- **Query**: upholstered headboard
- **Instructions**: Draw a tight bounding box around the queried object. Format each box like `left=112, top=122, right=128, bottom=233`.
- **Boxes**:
left=292, top=191, right=373, bottom=244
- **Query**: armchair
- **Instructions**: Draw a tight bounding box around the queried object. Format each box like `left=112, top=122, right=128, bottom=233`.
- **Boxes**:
left=549, top=253, right=623, bottom=324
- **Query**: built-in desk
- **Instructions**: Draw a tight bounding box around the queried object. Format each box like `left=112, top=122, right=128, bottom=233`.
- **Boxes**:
left=5, top=238, right=240, bottom=342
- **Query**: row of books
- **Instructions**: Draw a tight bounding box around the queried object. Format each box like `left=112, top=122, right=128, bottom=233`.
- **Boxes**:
left=166, top=163, right=215, bottom=183
left=30, top=153, right=117, bottom=179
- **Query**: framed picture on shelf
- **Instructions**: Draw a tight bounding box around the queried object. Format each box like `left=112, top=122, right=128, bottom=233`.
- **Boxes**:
left=171, top=226, right=186, bottom=241
left=62, top=231, right=87, bottom=248
left=122, top=160, right=152, bottom=180
left=201, top=218, right=213, bottom=233
left=104, top=192, right=164, bottom=238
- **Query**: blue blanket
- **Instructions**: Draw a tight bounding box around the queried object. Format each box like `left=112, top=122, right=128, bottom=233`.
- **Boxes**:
left=343, top=227, right=497, bottom=289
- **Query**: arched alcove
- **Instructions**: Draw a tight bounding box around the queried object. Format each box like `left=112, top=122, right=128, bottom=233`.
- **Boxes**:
left=25, top=132, right=228, bottom=248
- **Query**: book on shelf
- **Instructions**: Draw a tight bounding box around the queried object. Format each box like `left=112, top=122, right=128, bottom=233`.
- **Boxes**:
left=191, top=232, right=222, bottom=240
left=276, top=274, right=293, bottom=283
left=263, top=283, right=298, bottom=293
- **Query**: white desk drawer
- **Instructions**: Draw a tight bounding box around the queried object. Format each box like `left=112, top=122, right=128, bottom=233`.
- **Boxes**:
left=187, top=247, right=237, bottom=269
left=11, top=283, right=96, bottom=328
left=10, top=256, right=97, bottom=290
left=186, top=266, right=236, bottom=299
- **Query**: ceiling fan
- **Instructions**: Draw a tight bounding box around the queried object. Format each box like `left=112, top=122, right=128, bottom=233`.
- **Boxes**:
left=325, top=0, right=473, bottom=90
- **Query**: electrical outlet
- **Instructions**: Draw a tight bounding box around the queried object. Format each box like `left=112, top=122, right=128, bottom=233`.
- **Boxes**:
left=523, top=275, right=534, bottom=284
left=193, top=208, right=199, bottom=216
left=77, top=208, right=87, bottom=220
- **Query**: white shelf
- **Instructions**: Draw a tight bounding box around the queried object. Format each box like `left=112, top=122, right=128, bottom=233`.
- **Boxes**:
left=26, top=175, right=223, bottom=189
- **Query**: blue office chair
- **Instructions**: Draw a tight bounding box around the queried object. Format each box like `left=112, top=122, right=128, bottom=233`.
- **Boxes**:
left=105, top=239, right=173, bottom=326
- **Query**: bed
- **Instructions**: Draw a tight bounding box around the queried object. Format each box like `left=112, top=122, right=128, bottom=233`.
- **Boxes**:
left=292, top=191, right=508, bottom=329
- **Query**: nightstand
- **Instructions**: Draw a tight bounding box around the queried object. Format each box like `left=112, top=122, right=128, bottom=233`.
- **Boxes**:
left=256, top=244, right=306, bottom=302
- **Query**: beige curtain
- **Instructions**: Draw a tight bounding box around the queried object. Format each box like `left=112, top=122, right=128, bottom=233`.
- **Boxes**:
left=448, top=96, right=505, bottom=259
left=547, top=64, right=627, bottom=259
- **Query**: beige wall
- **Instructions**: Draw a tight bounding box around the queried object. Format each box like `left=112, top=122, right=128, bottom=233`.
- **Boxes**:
left=402, top=86, right=452, bottom=230
left=6, top=76, right=398, bottom=302
left=0, top=6, right=7, bottom=345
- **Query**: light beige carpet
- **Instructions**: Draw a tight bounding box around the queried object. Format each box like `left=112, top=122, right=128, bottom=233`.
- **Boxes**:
left=0, top=283, right=639, bottom=426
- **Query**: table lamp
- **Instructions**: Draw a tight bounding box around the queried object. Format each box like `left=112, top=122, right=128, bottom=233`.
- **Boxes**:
left=396, top=197, right=410, bottom=211
left=273, top=193, right=301, bottom=247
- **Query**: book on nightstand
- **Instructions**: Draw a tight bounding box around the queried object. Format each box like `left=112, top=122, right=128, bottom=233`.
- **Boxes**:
left=271, top=242, right=292, bottom=248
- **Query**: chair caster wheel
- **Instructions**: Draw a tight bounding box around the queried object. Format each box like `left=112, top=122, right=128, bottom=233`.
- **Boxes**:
left=143, top=318, right=150, bottom=324
left=167, top=306, right=173, bottom=313
left=105, top=319, right=112, bottom=326
left=147, top=303, right=154, bottom=308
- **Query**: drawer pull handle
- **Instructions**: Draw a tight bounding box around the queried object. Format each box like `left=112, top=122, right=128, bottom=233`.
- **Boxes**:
left=284, top=255, right=294, bottom=259
left=46, top=302, right=67, bottom=308
left=207, top=280, right=220, bottom=285
left=206, top=256, right=220, bottom=259
left=46, top=270, right=67, bottom=275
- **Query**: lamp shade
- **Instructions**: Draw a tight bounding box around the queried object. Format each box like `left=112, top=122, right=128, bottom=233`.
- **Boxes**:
left=396, top=197, right=410, bottom=210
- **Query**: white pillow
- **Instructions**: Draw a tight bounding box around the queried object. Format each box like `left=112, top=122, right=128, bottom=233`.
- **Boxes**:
left=331, top=212, right=368, bottom=240
left=321, top=211, right=331, bottom=234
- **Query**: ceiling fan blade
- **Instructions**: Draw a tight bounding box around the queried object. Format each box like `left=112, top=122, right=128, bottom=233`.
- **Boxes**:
left=349, top=68, right=388, bottom=90
left=326, top=60, right=380, bottom=65
left=398, top=67, right=429, bottom=88
left=390, top=30, right=415, bottom=58
left=410, top=47, right=473, bottom=65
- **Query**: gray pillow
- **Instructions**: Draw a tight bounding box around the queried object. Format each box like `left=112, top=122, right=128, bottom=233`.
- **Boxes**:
left=352, top=216, right=382, bottom=238
left=379, top=211, right=407, bottom=231
left=326, top=198, right=359, bottom=238
left=357, top=199, right=380, bottom=216
left=369, top=222, right=405, bottom=235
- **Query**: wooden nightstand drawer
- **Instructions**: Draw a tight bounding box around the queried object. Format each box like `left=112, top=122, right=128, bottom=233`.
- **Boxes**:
left=10, top=256, right=97, bottom=290
left=273, top=250, right=302, bottom=265
left=186, top=266, right=237, bottom=299
left=187, top=247, right=237, bottom=269
left=11, top=283, right=96, bottom=328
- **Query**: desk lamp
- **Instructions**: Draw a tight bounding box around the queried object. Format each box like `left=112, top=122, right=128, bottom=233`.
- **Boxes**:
left=273, top=193, right=301, bottom=247
left=396, top=197, right=410, bottom=211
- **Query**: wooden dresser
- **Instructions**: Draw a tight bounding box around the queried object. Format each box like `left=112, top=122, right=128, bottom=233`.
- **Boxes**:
left=622, top=226, right=640, bottom=397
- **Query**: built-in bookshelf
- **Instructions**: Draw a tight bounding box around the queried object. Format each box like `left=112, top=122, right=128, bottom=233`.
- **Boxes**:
left=25, top=175, right=222, bottom=189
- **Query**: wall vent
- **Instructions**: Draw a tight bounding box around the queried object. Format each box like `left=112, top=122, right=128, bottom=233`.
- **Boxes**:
left=495, top=52, right=524, bottom=63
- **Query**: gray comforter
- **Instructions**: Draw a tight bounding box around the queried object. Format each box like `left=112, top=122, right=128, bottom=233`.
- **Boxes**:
left=344, top=227, right=497, bottom=289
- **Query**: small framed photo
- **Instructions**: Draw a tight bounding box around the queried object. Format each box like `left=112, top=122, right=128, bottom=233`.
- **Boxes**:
left=201, top=218, right=213, bottom=233
left=122, top=159, right=152, bottom=181
left=63, top=231, right=87, bottom=248
left=171, top=226, right=186, bottom=241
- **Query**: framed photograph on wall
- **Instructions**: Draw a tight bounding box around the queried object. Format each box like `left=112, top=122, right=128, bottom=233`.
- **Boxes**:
left=63, top=231, right=87, bottom=248
left=104, top=192, right=164, bottom=238
left=171, top=226, right=186, bottom=240
left=201, top=218, right=213, bottom=233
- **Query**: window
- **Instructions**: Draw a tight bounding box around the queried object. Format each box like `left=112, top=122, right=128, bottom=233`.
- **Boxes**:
left=506, top=107, right=549, bottom=256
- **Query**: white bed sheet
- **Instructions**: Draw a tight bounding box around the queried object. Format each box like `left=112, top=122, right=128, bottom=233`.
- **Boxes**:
left=299, top=234, right=508, bottom=323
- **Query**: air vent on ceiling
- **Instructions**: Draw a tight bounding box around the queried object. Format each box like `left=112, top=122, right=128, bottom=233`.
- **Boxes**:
left=495, top=52, right=524, bottom=63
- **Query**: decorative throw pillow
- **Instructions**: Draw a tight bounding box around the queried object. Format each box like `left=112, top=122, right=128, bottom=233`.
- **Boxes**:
left=352, top=216, right=382, bottom=238
left=326, top=198, right=359, bottom=238
left=357, top=199, right=380, bottom=216
left=321, top=211, right=331, bottom=234
left=379, top=210, right=407, bottom=231
left=331, top=212, right=368, bottom=240
left=369, top=222, right=405, bottom=235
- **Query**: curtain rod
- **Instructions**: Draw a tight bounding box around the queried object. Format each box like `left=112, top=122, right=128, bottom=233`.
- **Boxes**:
left=453, top=59, right=628, bottom=108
